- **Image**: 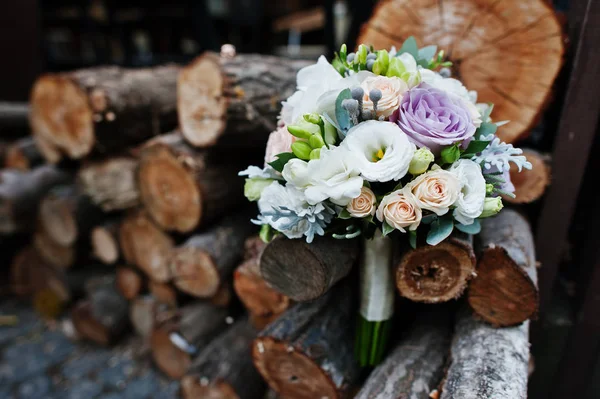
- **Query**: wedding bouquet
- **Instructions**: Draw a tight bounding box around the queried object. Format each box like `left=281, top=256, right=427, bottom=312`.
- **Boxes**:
left=240, top=38, right=531, bottom=366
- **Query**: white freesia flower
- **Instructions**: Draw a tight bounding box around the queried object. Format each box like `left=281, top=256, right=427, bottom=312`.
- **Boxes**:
left=255, top=182, right=334, bottom=243
left=282, top=158, right=310, bottom=188
left=407, top=166, right=461, bottom=216
left=341, top=121, right=415, bottom=182
left=449, top=159, right=487, bottom=225
left=397, top=53, right=421, bottom=88
left=238, top=165, right=281, bottom=180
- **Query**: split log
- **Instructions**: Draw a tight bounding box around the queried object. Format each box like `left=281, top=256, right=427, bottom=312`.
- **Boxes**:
left=148, top=281, right=180, bottom=307
left=137, top=132, right=244, bottom=232
left=178, top=53, right=308, bottom=148
left=253, top=282, right=360, bottom=398
left=91, top=220, right=121, bottom=264
left=169, top=211, right=255, bottom=297
left=357, top=0, right=564, bottom=144
left=33, top=227, right=75, bottom=270
left=30, top=64, right=179, bottom=162
left=394, top=233, right=476, bottom=303
left=119, top=210, right=174, bottom=282
left=181, top=318, right=265, bottom=399
left=130, top=295, right=174, bottom=338
left=150, top=302, right=231, bottom=379
left=4, top=137, right=44, bottom=170
left=439, top=307, right=530, bottom=399
left=0, top=165, right=71, bottom=234
left=71, top=277, right=129, bottom=345
left=504, top=149, right=551, bottom=204
left=355, top=308, right=452, bottom=399
left=78, top=156, right=139, bottom=211
left=234, top=237, right=290, bottom=321
left=260, top=236, right=359, bottom=301
left=467, top=209, right=537, bottom=326
left=116, top=266, right=145, bottom=300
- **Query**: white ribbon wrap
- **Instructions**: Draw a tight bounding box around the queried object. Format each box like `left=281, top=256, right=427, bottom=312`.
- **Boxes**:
left=359, top=230, right=395, bottom=322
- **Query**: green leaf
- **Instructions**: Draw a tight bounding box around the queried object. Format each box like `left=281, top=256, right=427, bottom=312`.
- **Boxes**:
left=416, top=59, right=430, bottom=68
left=398, top=36, right=418, bottom=59
left=481, top=103, right=494, bottom=122
left=440, top=144, right=461, bottom=164
left=267, top=152, right=295, bottom=172
left=455, top=219, right=481, bottom=234
left=462, top=139, right=491, bottom=155
left=421, top=214, right=437, bottom=225
left=259, top=224, right=274, bottom=243
left=418, top=45, right=437, bottom=62
left=426, top=218, right=454, bottom=245
left=382, top=221, right=394, bottom=237
left=475, top=122, right=497, bottom=139
left=392, top=182, right=403, bottom=192
left=409, top=231, right=417, bottom=249
left=335, top=89, right=353, bottom=133
left=338, top=209, right=352, bottom=219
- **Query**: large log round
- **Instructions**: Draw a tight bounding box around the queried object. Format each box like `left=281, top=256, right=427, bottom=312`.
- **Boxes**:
left=503, top=149, right=551, bottom=204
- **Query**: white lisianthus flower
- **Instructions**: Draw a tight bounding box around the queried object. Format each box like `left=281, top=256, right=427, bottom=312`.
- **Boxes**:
left=407, top=166, right=461, bottom=216
left=341, top=120, right=416, bottom=182
left=449, top=159, right=487, bottom=225
left=360, top=76, right=409, bottom=118
left=376, top=188, right=422, bottom=232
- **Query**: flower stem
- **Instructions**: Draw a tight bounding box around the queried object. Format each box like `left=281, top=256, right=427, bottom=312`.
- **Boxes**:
left=355, top=314, right=391, bottom=367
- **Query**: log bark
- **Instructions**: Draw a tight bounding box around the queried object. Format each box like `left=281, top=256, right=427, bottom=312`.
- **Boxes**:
left=0, top=165, right=71, bottom=234
left=4, top=137, right=44, bottom=171
left=119, top=210, right=175, bottom=282
left=91, top=220, right=121, bottom=264
left=260, top=236, right=359, bottom=302
left=467, top=209, right=537, bottom=326
left=357, top=0, right=564, bottom=144
left=78, top=156, right=140, bottom=211
left=33, top=226, right=75, bottom=270
left=137, top=132, right=244, bottom=233
left=71, top=277, right=129, bottom=346
left=130, top=295, right=174, bottom=338
left=30, top=64, right=179, bottom=162
left=181, top=318, right=265, bottom=399
left=395, top=233, right=476, bottom=303
left=355, top=308, right=452, bottom=399
left=439, top=306, right=530, bottom=399
left=150, top=302, right=230, bottom=379
left=253, top=282, right=360, bottom=398
left=234, top=237, right=291, bottom=321
left=116, top=266, right=145, bottom=300
left=178, top=53, right=309, bottom=148
left=504, top=149, right=551, bottom=204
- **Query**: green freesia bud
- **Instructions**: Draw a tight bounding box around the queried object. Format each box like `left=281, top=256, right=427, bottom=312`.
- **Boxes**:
left=340, top=44, right=347, bottom=62
left=357, top=44, right=368, bottom=65
left=309, top=148, right=321, bottom=160
left=323, top=118, right=337, bottom=145
left=409, top=148, right=434, bottom=175
left=486, top=184, right=494, bottom=194
left=309, top=133, right=325, bottom=149
left=372, top=50, right=389, bottom=75
left=303, top=113, right=322, bottom=126
left=291, top=141, right=313, bottom=160
left=287, top=121, right=320, bottom=140
left=440, top=144, right=461, bottom=165
left=244, top=178, right=272, bottom=201
left=480, top=197, right=504, bottom=218
left=259, top=224, right=274, bottom=243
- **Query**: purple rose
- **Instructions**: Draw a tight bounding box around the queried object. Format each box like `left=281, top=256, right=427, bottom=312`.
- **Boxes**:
left=391, top=83, right=476, bottom=154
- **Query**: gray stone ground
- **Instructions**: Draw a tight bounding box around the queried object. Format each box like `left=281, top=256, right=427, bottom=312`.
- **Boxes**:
left=0, top=299, right=180, bottom=399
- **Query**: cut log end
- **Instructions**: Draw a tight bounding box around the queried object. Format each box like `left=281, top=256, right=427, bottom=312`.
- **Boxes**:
left=252, top=337, right=339, bottom=399
left=150, top=325, right=192, bottom=379
left=178, top=53, right=226, bottom=147
left=148, top=281, right=179, bottom=307
left=115, top=267, right=143, bottom=300
left=91, top=226, right=119, bottom=264
left=71, top=301, right=112, bottom=346
left=180, top=377, right=239, bottom=399
left=504, top=149, right=551, bottom=204
left=33, top=229, right=75, bottom=270
left=39, top=193, right=77, bottom=247
left=170, top=247, right=220, bottom=297
left=468, top=247, right=538, bottom=326
left=234, top=260, right=290, bottom=318
left=396, top=241, right=475, bottom=303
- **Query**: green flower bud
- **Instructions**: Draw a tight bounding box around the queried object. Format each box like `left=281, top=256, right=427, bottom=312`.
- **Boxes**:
left=486, top=184, right=494, bottom=194
left=291, top=141, right=313, bottom=160
left=309, top=148, right=321, bottom=160
left=340, top=44, right=347, bottom=62
left=287, top=121, right=320, bottom=140
left=303, top=113, right=322, bottom=126
left=357, top=44, right=368, bottom=65
left=386, top=57, right=406, bottom=78
left=244, top=178, right=272, bottom=201
left=440, top=144, right=461, bottom=165
left=323, top=118, right=338, bottom=146
left=480, top=197, right=504, bottom=218
left=372, top=49, right=389, bottom=75
left=409, top=148, right=434, bottom=175
left=259, top=224, right=274, bottom=243
left=309, top=133, right=325, bottom=149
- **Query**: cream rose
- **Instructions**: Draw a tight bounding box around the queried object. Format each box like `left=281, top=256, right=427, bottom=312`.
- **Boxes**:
left=408, top=167, right=461, bottom=216
left=347, top=186, right=377, bottom=218
left=264, top=125, right=295, bottom=165
left=376, top=188, right=422, bottom=232
left=360, top=76, right=408, bottom=118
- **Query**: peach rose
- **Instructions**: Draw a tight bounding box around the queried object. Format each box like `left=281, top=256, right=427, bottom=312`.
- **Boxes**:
left=361, top=76, right=408, bottom=118
left=264, top=125, right=296, bottom=165
left=347, top=186, right=377, bottom=218
left=408, top=167, right=461, bottom=216
left=376, top=188, right=422, bottom=232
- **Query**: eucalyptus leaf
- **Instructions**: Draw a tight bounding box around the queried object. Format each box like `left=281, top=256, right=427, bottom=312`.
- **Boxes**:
left=398, top=36, right=418, bottom=59
left=267, top=152, right=296, bottom=172
left=421, top=214, right=437, bottom=225
left=426, top=218, right=454, bottom=246
left=475, top=122, right=498, bottom=139
left=418, top=45, right=437, bottom=62
left=382, top=221, right=395, bottom=237
left=482, top=103, right=494, bottom=122
left=335, top=88, right=353, bottom=133
left=455, top=219, right=481, bottom=234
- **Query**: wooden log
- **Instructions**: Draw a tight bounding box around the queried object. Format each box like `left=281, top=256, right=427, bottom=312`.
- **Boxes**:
left=253, top=282, right=360, bottom=398
left=78, top=156, right=140, bottom=212
left=10, top=246, right=50, bottom=297
left=234, top=237, right=290, bottom=321
left=129, top=295, right=174, bottom=338
left=91, top=220, right=121, bottom=264
left=4, top=137, right=44, bottom=171
left=394, top=233, right=476, bottom=303
left=0, top=165, right=71, bottom=234
left=150, top=302, right=231, bottom=379
left=467, top=209, right=538, bottom=326
left=115, top=266, right=145, bottom=300
left=181, top=318, right=265, bottom=399
left=178, top=53, right=308, bottom=148
left=30, top=64, right=179, bottom=162
left=0, top=102, right=29, bottom=130
left=137, top=132, right=244, bottom=233
left=71, top=277, right=129, bottom=346
left=439, top=307, right=530, bottom=399
left=260, top=236, right=359, bottom=302
left=148, top=280, right=180, bottom=307
left=33, top=227, right=75, bottom=270
left=169, top=212, right=256, bottom=297
left=504, top=149, right=551, bottom=204
left=119, top=210, right=174, bottom=282
left=357, top=0, right=564, bottom=144
left=355, top=308, right=452, bottom=399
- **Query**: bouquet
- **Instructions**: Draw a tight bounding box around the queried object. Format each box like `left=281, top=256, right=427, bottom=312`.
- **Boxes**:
left=240, top=38, right=531, bottom=366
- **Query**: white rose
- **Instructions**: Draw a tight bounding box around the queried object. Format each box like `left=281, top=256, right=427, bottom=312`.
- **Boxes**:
left=341, top=120, right=416, bottom=182
left=449, top=159, right=487, bottom=225
left=360, top=76, right=408, bottom=118
left=376, top=188, right=422, bottom=232
left=347, top=186, right=377, bottom=218
left=408, top=167, right=461, bottom=216
left=282, top=158, right=310, bottom=188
